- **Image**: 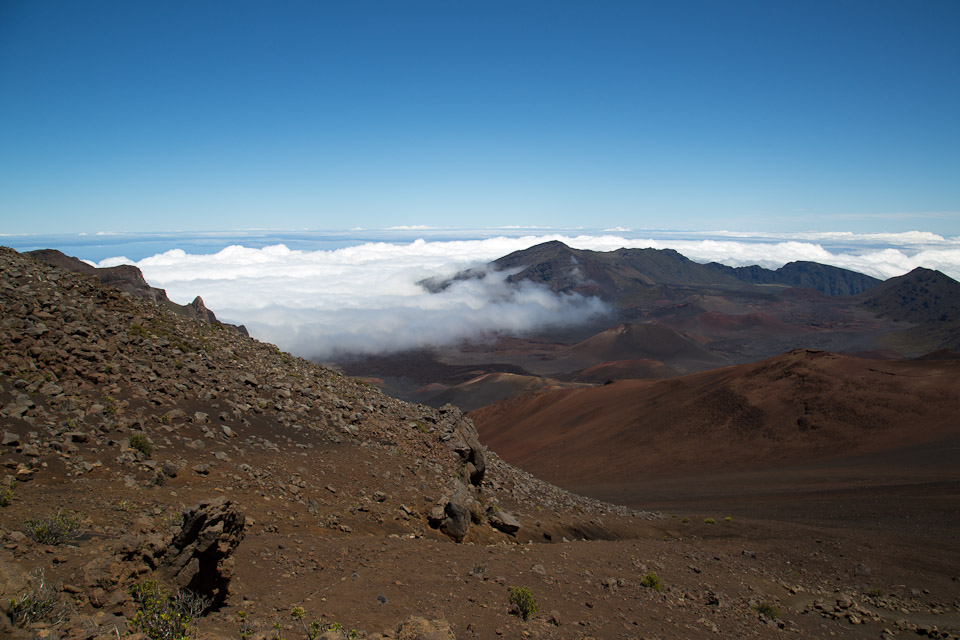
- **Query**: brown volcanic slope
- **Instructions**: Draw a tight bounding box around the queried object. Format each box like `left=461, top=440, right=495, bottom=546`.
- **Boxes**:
left=412, top=372, right=591, bottom=413
left=545, top=322, right=726, bottom=375
left=472, top=349, right=960, bottom=486
left=557, top=358, right=679, bottom=383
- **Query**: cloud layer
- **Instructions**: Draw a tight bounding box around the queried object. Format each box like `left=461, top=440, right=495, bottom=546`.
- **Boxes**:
left=93, top=231, right=960, bottom=360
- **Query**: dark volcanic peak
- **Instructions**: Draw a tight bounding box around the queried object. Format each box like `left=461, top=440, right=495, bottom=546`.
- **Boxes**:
left=858, top=266, right=960, bottom=323
left=434, top=241, right=882, bottom=300
left=492, top=242, right=744, bottom=298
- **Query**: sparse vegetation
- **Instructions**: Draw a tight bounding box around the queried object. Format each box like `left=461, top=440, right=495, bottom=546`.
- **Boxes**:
left=237, top=610, right=256, bottom=639
left=129, top=432, right=153, bottom=457
left=128, top=580, right=209, bottom=640
left=704, top=517, right=716, bottom=525
left=163, top=510, right=185, bottom=531
left=24, top=508, right=83, bottom=545
left=129, top=322, right=150, bottom=338
left=724, top=516, right=733, bottom=522
left=9, top=569, right=69, bottom=628
left=290, top=606, right=323, bottom=639
left=508, top=586, right=539, bottom=620
left=102, top=393, right=118, bottom=414
left=0, top=479, right=15, bottom=507
left=640, top=571, right=663, bottom=592
left=755, top=602, right=781, bottom=619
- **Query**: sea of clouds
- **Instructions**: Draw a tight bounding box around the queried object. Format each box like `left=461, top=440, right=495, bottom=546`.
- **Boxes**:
left=89, top=230, right=960, bottom=360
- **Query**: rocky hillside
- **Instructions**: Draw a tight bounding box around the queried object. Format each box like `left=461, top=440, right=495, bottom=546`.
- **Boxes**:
left=26, top=248, right=249, bottom=335
left=1, top=246, right=958, bottom=639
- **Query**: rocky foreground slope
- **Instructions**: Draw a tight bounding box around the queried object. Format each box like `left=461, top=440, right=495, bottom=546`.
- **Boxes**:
left=1, top=246, right=958, bottom=639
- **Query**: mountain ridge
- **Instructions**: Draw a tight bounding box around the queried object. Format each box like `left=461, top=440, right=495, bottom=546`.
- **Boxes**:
left=426, top=241, right=883, bottom=299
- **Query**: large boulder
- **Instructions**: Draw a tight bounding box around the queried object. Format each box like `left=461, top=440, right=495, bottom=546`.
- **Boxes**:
left=156, top=498, right=245, bottom=609
left=486, top=506, right=521, bottom=535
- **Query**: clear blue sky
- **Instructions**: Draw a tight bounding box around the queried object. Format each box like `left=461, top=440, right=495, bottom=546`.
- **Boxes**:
left=1, top=0, right=958, bottom=235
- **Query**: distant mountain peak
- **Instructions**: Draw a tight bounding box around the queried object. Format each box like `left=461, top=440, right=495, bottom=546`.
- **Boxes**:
left=858, top=267, right=960, bottom=324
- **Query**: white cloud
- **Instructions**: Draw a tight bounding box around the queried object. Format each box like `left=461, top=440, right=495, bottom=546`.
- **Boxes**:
left=95, top=230, right=960, bottom=360
left=100, top=238, right=609, bottom=359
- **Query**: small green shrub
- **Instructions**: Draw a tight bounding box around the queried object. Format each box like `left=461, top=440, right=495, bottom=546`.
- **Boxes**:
left=128, top=580, right=209, bottom=640
left=9, top=570, right=69, bottom=628
left=129, top=323, right=150, bottom=338
left=24, top=509, right=83, bottom=545
left=290, top=606, right=322, bottom=640
left=162, top=510, right=185, bottom=531
left=680, top=517, right=690, bottom=524
left=237, top=610, right=254, bottom=639
left=129, top=433, right=153, bottom=457
left=704, top=517, right=716, bottom=525
left=508, top=586, right=539, bottom=620
left=640, top=571, right=663, bottom=592
left=0, top=480, right=15, bottom=507
left=724, top=516, right=732, bottom=522
left=755, top=602, right=780, bottom=619
left=102, top=394, right=118, bottom=414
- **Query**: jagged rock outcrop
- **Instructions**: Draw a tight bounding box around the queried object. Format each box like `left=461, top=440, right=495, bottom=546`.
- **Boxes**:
left=437, top=404, right=486, bottom=487
left=423, top=404, right=502, bottom=542
left=156, top=498, right=245, bottom=608
left=25, top=248, right=248, bottom=335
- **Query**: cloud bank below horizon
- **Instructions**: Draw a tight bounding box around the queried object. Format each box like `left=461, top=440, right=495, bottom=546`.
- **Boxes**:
left=91, top=230, right=960, bottom=360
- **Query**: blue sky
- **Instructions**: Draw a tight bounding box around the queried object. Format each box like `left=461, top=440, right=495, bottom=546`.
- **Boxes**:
left=1, top=0, right=958, bottom=235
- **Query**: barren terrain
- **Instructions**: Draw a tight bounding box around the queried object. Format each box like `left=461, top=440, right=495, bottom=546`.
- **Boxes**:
left=2, top=246, right=959, bottom=640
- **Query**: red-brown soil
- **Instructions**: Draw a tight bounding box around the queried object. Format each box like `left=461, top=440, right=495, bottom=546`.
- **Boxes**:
left=470, top=350, right=960, bottom=636
left=472, top=350, right=960, bottom=482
